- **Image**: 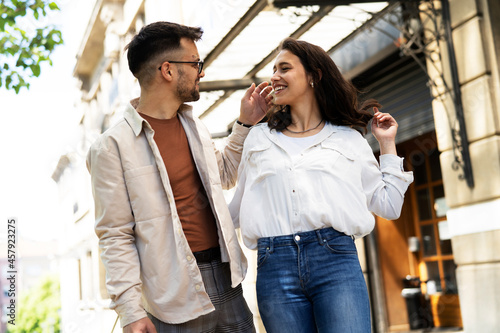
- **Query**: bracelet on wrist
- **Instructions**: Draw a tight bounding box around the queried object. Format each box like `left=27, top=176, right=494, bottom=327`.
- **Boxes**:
left=236, top=120, right=253, bottom=128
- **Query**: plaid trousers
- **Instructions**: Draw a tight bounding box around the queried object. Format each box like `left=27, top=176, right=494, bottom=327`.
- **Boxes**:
left=148, top=259, right=255, bottom=333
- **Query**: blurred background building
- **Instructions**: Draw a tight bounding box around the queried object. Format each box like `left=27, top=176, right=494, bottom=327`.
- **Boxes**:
left=51, top=0, right=500, bottom=332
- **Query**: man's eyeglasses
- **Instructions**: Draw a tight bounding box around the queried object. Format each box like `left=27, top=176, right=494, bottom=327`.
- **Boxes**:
left=158, top=61, right=204, bottom=75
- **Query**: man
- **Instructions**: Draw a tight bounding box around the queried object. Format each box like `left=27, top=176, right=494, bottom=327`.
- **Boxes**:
left=87, top=21, right=271, bottom=333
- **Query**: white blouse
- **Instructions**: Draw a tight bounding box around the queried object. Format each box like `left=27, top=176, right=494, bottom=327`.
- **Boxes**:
left=276, top=130, right=321, bottom=157
left=229, top=122, right=414, bottom=249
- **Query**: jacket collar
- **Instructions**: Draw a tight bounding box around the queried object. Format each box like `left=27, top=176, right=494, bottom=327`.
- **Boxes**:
left=124, top=98, right=194, bottom=137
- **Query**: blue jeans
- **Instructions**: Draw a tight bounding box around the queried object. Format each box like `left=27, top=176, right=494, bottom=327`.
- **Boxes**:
left=256, top=228, right=371, bottom=333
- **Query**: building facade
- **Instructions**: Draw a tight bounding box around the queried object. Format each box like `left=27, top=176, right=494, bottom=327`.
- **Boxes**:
left=59, top=0, right=500, bottom=332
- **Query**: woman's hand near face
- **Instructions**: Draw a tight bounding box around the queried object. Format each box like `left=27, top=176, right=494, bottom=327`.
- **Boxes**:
left=371, top=108, right=398, bottom=155
left=239, top=82, right=273, bottom=126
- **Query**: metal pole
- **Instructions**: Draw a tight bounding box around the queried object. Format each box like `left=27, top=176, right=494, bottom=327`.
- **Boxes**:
left=441, top=0, right=475, bottom=188
left=365, top=231, right=388, bottom=333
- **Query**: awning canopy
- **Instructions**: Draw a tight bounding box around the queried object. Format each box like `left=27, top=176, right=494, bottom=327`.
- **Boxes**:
left=182, top=1, right=392, bottom=135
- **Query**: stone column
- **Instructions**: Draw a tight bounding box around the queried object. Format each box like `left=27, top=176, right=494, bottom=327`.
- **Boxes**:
left=424, top=0, right=500, bottom=331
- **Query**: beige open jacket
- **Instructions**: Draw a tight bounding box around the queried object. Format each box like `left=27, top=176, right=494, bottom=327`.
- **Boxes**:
left=86, top=102, right=249, bottom=327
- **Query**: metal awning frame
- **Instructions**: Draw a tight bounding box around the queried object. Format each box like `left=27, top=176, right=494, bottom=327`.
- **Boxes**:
left=199, top=0, right=474, bottom=188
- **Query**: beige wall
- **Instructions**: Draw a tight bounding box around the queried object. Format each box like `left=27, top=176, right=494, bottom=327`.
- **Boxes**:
left=425, top=0, right=500, bottom=331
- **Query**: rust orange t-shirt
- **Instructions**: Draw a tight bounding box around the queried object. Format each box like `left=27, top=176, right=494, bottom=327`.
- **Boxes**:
left=140, top=113, right=219, bottom=252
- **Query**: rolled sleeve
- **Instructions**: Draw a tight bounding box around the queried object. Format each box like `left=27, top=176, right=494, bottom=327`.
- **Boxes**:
left=214, top=122, right=251, bottom=189
left=363, top=154, right=414, bottom=220
left=379, top=154, right=414, bottom=195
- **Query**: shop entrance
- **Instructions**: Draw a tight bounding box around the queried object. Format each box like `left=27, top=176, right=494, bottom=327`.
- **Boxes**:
left=354, top=49, right=463, bottom=331
left=374, top=132, right=463, bottom=331
left=406, top=133, right=462, bottom=329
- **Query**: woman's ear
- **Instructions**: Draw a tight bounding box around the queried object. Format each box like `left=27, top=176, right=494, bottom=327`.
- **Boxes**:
left=309, top=69, right=322, bottom=86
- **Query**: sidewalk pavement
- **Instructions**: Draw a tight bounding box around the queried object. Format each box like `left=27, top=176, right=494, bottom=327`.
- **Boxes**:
left=399, top=328, right=463, bottom=333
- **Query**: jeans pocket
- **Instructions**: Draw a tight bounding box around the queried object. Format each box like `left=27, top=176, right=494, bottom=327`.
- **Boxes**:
left=322, top=235, right=357, bottom=255
left=257, top=247, right=270, bottom=268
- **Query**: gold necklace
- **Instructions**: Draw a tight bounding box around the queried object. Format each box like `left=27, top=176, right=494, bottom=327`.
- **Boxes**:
left=285, top=119, right=323, bottom=134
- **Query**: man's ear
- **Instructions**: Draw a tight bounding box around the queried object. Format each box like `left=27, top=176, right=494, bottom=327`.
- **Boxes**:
left=159, top=63, right=174, bottom=81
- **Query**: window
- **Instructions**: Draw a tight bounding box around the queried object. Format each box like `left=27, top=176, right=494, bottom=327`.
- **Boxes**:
left=410, top=146, right=455, bottom=294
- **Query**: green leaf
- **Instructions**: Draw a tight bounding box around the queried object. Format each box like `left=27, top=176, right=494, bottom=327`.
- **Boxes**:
left=48, top=2, right=60, bottom=10
left=0, top=0, right=64, bottom=93
left=30, top=64, right=41, bottom=77
left=0, top=18, right=7, bottom=31
left=5, top=16, right=16, bottom=28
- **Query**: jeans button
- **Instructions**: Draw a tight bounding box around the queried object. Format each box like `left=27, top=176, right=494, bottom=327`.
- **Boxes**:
left=295, top=235, right=300, bottom=241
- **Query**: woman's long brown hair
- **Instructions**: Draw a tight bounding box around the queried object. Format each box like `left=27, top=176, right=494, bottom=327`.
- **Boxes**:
left=268, top=38, right=380, bottom=134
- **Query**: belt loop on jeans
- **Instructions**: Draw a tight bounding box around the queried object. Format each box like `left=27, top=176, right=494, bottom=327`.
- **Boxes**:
left=268, top=237, right=274, bottom=252
left=315, top=229, right=325, bottom=245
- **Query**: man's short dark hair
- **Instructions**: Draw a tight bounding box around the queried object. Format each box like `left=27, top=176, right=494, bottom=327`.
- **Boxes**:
left=125, top=21, right=203, bottom=84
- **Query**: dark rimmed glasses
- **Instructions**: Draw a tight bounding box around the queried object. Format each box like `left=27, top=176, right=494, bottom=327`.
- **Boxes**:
left=158, top=60, right=204, bottom=74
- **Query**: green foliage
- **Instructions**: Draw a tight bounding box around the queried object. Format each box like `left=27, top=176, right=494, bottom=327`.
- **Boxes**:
left=7, top=274, right=61, bottom=333
left=0, top=1, right=64, bottom=93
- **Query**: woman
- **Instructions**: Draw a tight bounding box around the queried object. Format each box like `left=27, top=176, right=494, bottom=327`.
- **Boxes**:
left=229, top=38, right=413, bottom=332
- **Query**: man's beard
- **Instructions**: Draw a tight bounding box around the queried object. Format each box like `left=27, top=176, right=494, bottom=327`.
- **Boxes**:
left=176, top=69, right=200, bottom=102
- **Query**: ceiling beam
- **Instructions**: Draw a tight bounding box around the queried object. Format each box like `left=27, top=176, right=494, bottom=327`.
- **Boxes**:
left=203, top=0, right=269, bottom=68
left=200, top=5, right=335, bottom=119
left=198, top=90, right=233, bottom=119
left=247, top=4, right=335, bottom=77
left=273, top=0, right=398, bottom=7
left=199, top=77, right=270, bottom=92
left=326, top=2, right=400, bottom=55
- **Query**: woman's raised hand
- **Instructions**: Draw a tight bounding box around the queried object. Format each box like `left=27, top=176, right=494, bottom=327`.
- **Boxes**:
left=239, top=82, right=273, bottom=125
